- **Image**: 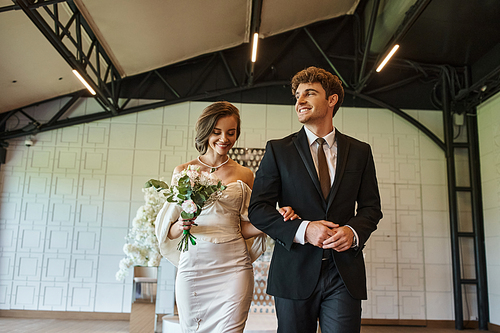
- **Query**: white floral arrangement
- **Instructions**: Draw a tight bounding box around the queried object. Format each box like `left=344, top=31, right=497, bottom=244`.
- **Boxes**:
left=115, top=181, right=169, bottom=281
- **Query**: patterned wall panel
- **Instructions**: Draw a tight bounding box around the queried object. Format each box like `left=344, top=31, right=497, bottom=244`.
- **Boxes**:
left=155, top=259, right=176, bottom=315
left=399, top=292, right=425, bottom=319
left=42, top=254, right=70, bottom=282
left=102, top=201, right=130, bottom=228
left=108, top=124, right=136, bottom=149
left=80, top=149, right=108, bottom=174
left=11, top=282, right=40, bottom=310
left=0, top=100, right=457, bottom=320
left=17, top=226, right=46, bottom=253
left=0, top=226, right=18, bottom=252
left=133, top=151, right=160, bottom=176
left=48, top=201, right=75, bottom=226
left=54, top=148, right=81, bottom=172
left=0, top=282, right=12, bottom=309
left=95, top=284, right=124, bottom=312
left=0, top=253, right=16, bottom=280
left=58, top=126, right=83, bottom=147
left=70, top=255, right=98, bottom=283
left=39, top=283, right=68, bottom=311
left=79, top=175, right=105, bottom=200
left=372, top=291, right=399, bottom=319
left=107, top=149, right=133, bottom=175
left=1, top=174, right=24, bottom=195
left=135, top=125, right=162, bottom=150
left=73, top=228, right=100, bottom=255
left=67, top=283, right=95, bottom=311
left=83, top=125, right=109, bottom=148
left=76, top=202, right=102, bottom=227
left=99, top=229, right=128, bottom=256
left=15, top=254, right=43, bottom=281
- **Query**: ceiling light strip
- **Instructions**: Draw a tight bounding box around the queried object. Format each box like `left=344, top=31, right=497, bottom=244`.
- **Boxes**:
left=72, top=69, right=96, bottom=95
left=251, top=33, right=259, bottom=63
left=376, top=44, right=400, bottom=72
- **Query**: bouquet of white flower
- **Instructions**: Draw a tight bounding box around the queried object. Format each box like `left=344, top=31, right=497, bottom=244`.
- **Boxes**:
left=166, top=165, right=226, bottom=252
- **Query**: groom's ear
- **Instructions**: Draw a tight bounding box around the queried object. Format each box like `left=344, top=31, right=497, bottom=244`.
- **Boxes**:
left=327, top=94, right=338, bottom=108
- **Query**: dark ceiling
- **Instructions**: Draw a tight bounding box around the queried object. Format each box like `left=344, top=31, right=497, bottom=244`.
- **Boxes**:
left=1, top=0, right=500, bottom=141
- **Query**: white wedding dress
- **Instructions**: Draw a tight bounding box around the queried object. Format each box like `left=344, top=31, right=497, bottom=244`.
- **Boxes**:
left=155, top=180, right=266, bottom=333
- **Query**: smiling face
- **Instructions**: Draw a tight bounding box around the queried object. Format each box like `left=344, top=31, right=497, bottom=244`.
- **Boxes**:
left=207, top=115, right=238, bottom=156
left=295, top=82, right=337, bottom=128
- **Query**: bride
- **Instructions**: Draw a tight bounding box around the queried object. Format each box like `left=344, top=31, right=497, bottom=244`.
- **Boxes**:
left=155, top=101, right=297, bottom=332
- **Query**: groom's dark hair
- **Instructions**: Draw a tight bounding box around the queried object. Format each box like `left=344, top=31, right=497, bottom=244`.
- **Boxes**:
left=291, top=66, right=344, bottom=116
left=195, top=101, right=241, bottom=155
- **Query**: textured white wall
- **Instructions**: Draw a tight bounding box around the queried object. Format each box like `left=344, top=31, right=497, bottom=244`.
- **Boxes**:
left=0, top=98, right=455, bottom=320
left=477, top=94, right=500, bottom=326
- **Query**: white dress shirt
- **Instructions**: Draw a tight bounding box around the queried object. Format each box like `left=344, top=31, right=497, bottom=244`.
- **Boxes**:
left=293, top=126, right=359, bottom=248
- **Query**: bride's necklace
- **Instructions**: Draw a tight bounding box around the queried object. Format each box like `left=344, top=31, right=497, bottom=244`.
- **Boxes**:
left=197, top=156, right=230, bottom=173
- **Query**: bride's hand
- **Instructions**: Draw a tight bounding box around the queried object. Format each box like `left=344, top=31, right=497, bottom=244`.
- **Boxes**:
left=178, top=218, right=197, bottom=231
left=279, top=206, right=300, bottom=221
left=168, top=217, right=196, bottom=240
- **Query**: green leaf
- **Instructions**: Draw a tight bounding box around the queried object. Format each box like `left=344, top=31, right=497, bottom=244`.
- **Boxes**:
left=181, top=211, right=195, bottom=219
left=144, top=179, right=169, bottom=190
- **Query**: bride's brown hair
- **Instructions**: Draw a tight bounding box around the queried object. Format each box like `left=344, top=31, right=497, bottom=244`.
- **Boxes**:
left=195, top=101, right=241, bottom=155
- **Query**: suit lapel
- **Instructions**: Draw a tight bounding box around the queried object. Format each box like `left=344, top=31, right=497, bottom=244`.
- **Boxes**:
left=292, top=127, right=324, bottom=199
left=327, top=130, right=350, bottom=208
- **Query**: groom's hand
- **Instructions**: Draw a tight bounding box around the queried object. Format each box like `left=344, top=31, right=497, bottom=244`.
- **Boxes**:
left=305, top=221, right=338, bottom=248
left=323, top=226, right=354, bottom=252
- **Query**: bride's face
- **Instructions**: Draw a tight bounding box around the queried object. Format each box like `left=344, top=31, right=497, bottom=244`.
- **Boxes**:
left=208, top=115, right=238, bottom=156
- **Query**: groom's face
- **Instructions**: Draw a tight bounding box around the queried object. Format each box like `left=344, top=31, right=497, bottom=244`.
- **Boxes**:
left=295, top=82, right=336, bottom=125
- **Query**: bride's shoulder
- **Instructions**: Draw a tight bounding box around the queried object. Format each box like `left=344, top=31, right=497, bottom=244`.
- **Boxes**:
left=173, top=159, right=199, bottom=174
left=233, top=163, right=254, bottom=189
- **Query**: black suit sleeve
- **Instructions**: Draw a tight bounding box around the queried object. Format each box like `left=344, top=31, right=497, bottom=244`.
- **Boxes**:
left=249, top=141, right=302, bottom=251
left=344, top=144, right=382, bottom=255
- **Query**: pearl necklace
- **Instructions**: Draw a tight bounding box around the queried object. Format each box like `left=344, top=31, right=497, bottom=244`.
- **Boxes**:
left=197, top=156, right=230, bottom=173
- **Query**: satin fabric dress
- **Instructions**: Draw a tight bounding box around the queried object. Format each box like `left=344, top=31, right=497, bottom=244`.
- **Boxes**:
left=155, top=180, right=266, bottom=333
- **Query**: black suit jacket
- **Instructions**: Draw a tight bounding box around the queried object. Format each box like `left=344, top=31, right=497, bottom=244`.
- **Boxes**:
left=248, top=127, right=382, bottom=300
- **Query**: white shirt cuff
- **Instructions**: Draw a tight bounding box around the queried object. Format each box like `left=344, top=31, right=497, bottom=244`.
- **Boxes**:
left=346, top=225, right=359, bottom=248
left=294, top=220, right=310, bottom=244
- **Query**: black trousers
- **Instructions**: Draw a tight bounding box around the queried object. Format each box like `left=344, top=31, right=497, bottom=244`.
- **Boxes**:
left=274, top=254, right=362, bottom=333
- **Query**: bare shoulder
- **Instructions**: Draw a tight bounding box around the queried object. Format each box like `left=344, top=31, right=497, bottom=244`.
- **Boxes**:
left=235, top=163, right=255, bottom=188
left=173, top=159, right=198, bottom=174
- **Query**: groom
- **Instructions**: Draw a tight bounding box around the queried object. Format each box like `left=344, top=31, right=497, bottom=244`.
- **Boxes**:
left=248, top=66, right=382, bottom=333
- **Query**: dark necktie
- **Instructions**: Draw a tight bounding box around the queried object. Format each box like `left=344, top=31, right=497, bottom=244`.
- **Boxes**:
left=316, top=138, right=330, bottom=199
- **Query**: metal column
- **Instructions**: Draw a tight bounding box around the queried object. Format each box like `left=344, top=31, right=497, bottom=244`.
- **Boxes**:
left=442, top=74, right=489, bottom=330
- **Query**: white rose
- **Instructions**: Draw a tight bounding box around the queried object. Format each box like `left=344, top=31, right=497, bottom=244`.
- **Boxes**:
left=182, top=200, right=197, bottom=214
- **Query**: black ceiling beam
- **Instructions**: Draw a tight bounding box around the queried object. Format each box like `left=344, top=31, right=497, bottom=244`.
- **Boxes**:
left=0, top=80, right=288, bottom=140
left=0, top=4, right=17, bottom=13
left=0, top=109, right=21, bottom=129
left=0, top=0, right=67, bottom=13
left=356, top=0, right=433, bottom=94
left=46, top=92, right=83, bottom=126
left=187, top=53, right=219, bottom=96
left=304, top=27, right=349, bottom=88
left=247, top=0, right=263, bottom=86
left=254, top=29, right=301, bottom=83
left=40, top=3, right=118, bottom=105
left=120, top=71, right=154, bottom=110
left=2, top=8, right=497, bottom=149
left=354, top=90, right=445, bottom=151
left=15, top=0, right=120, bottom=115
left=358, top=0, right=380, bottom=85
left=154, top=70, right=181, bottom=98
left=219, top=51, right=239, bottom=87
left=363, top=73, right=424, bottom=95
